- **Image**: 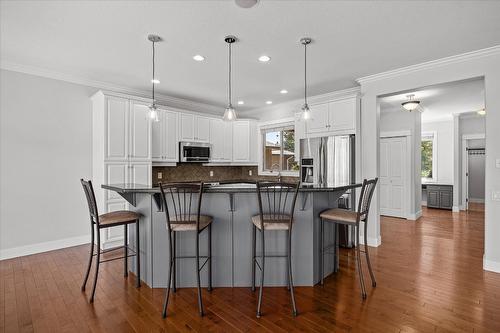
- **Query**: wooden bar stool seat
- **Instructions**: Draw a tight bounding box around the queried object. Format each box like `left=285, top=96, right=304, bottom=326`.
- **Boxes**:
left=319, top=209, right=358, bottom=224
left=170, top=215, right=213, bottom=231
left=251, top=214, right=293, bottom=230
left=80, top=179, right=142, bottom=304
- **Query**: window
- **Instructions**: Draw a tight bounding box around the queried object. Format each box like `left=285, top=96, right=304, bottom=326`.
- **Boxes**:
left=421, top=132, right=437, bottom=182
left=261, top=125, right=299, bottom=174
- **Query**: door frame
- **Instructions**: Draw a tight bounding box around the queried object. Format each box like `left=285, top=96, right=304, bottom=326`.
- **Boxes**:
left=380, top=130, right=412, bottom=219
left=461, top=133, right=485, bottom=210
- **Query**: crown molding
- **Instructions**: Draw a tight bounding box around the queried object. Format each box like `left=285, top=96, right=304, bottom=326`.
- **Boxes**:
left=356, top=45, right=500, bottom=85
left=0, top=60, right=223, bottom=115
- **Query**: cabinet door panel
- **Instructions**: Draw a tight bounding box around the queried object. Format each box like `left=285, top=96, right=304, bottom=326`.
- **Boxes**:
left=151, top=110, right=164, bottom=161
left=130, top=102, right=151, bottom=160
left=195, top=116, right=210, bottom=142
left=105, top=97, right=128, bottom=160
left=232, top=121, right=250, bottom=161
left=306, top=103, right=329, bottom=134
left=440, top=190, right=452, bottom=209
left=209, top=119, right=224, bottom=161
left=106, top=163, right=128, bottom=200
left=427, top=190, right=440, bottom=208
left=329, top=98, right=356, bottom=132
left=104, top=201, right=127, bottom=246
left=164, top=111, right=179, bottom=161
left=179, top=113, right=194, bottom=141
left=130, top=163, right=152, bottom=186
left=223, top=121, right=233, bottom=161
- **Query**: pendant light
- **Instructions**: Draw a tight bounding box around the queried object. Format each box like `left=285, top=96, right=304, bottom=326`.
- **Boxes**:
left=148, top=34, right=161, bottom=122
left=300, top=37, right=312, bottom=121
left=223, top=35, right=237, bottom=121
left=401, top=94, right=420, bottom=112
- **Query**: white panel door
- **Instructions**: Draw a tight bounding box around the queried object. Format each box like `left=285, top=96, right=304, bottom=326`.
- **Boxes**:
left=195, top=116, right=210, bottom=142
left=306, top=103, right=329, bottom=134
left=151, top=110, right=164, bottom=161
left=163, top=111, right=179, bottom=162
left=129, top=101, right=151, bottom=161
left=130, top=163, right=152, bottom=186
left=232, top=121, right=250, bottom=161
left=105, top=163, right=128, bottom=201
left=105, top=97, right=129, bottom=161
left=380, top=137, right=406, bottom=218
left=179, top=113, right=195, bottom=141
left=329, top=97, right=356, bottom=132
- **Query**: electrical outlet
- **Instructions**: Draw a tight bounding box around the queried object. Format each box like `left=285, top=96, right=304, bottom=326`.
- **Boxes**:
left=158, top=172, right=162, bottom=179
left=248, top=170, right=253, bottom=176
left=496, top=158, right=500, bottom=168
left=493, top=190, right=500, bottom=201
left=210, top=170, right=214, bottom=177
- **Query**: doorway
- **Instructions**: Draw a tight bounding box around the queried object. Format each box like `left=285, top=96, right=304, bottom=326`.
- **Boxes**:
left=462, top=136, right=486, bottom=210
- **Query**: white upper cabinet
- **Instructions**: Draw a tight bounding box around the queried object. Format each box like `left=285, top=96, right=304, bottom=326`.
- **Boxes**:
left=179, top=113, right=210, bottom=142
left=232, top=120, right=257, bottom=163
left=305, top=96, right=358, bottom=136
left=152, top=109, right=178, bottom=162
left=210, top=118, right=233, bottom=162
left=105, top=97, right=129, bottom=161
left=129, top=101, right=151, bottom=161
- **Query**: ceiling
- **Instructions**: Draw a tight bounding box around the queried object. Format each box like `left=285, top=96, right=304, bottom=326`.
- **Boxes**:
left=2, top=1, right=500, bottom=113
left=379, top=77, right=485, bottom=122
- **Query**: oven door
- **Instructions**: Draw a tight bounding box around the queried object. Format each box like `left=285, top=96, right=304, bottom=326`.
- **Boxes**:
left=180, top=142, right=211, bottom=162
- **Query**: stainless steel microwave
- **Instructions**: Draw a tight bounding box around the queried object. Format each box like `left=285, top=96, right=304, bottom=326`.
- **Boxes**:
left=179, top=142, right=211, bottom=162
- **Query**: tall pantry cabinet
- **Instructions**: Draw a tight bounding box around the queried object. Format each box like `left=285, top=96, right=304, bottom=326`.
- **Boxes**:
left=91, top=91, right=152, bottom=249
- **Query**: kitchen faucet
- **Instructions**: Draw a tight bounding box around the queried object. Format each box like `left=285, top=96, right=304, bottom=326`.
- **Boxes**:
left=270, top=163, right=282, bottom=182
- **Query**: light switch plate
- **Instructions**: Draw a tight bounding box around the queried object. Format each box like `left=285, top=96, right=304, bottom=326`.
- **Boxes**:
left=210, top=170, right=214, bottom=177
left=496, top=159, right=500, bottom=168
left=249, top=170, right=253, bottom=176
left=158, top=172, right=162, bottom=179
left=493, top=190, right=500, bottom=201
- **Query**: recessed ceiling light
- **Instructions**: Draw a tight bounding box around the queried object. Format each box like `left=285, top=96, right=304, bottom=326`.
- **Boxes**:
left=258, top=55, right=271, bottom=62
left=193, top=55, right=205, bottom=61
left=237, top=101, right=244, bottom=105
left=266, top=101, right=273, bottom=105
left=151, top=79, right=160, bottom=84
left=280, top=89, right=288, bottom=94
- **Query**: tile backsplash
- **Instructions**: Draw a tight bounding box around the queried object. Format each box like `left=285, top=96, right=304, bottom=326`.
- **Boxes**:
left=152, top=164, right=298, bottom=185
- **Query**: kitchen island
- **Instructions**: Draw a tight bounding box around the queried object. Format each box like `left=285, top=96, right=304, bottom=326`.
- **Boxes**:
left=102, top=182, right=360, bottom=288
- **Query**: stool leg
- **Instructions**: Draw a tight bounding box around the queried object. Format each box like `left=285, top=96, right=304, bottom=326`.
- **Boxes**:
left=124, top=224, right=128, bottom=277
left=256, top=229, right=265, bottom=318
left=196, top=230, right=204, bottom=316
left=320, top=218, right=324, bottom=285
left=288, top=229, right=297, bottom=317
left=173, top=231, right=177, bottom=293
left=251, top=224, right=256, bottom=292
left=162, top=230, right=174, bottom=318
left=355, top=225, right=366, bottom=299
left=286, top=230, right=290, bottom=291
left=136, top=220, right=141, bottom=288
left=364, top=220, right=376, bottom=287
left=208, top=223, right=212, bottom=292
left=81, top=223, right=95, bottom=291
left=90, top=229, right=100, bottom=303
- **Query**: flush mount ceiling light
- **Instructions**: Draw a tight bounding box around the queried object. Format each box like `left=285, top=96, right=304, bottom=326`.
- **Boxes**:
left=223, top=35, right=238, bottom=121
left=235, top=0, right=259, bottom=8
left=193, top=54, right=205, bottom=61
left=266, top=101, right=273, bottom=105
left=258, top=55, right=271, bottom=62
left=300, top=37, right=312, bottom=121
left=477, top=108, right=486, bottom=116
left=280, top=89, right=288, bottom=94
left=147, top=34, right=162, bottom=122
left=401, top=94, right=421, bottom=112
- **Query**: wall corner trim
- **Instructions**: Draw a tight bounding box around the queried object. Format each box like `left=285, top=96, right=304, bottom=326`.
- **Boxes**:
left=483, top=257, right=500, bottom=273
left=0, top=235, right=90, bottom=260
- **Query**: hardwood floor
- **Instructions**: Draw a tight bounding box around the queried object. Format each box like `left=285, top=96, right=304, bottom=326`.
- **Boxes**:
left=2, top=205, right=500, bottom=332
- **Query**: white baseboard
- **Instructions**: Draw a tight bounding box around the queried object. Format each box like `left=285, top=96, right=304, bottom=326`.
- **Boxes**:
left=483, top=257, right=500, bottom=273
left=421, top=201, right=427, bottom=206
left=101, top=237, right=125, bottom=250
left=358, top=235, right=381, bottom=247
left=407, top=210, right=422, bottom=220
left=469, top=198, right=485, bottom=203
left=452, top=206, right=460, bottom=212
left=460, top=204, right=466, bottom=211
left=0, top=235, right=90, bottom=260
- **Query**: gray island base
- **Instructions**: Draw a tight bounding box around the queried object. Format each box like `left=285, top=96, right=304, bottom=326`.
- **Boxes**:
left=102, top=182, right=360, bottom=289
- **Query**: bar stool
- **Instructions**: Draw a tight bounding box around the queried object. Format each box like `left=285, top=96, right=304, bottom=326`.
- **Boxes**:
left=251, top=181, right=300, bottom=318
left=158, top=182, right=213, bottom=317
left=80, top=179, right=141, bottom=303
left=319, top=178, right=378, bottom=299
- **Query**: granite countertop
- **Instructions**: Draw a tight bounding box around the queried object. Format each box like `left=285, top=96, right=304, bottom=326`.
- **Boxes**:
left=102, top=180, right=361, bottom=194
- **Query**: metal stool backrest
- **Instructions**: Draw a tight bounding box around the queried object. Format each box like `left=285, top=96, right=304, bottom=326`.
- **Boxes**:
left=158, top=182, right=204, bottom=232
left=81, top=179, right=100, bottom=226
left=256, top=181, right=300, bottom=230
left=356, top=178, right=378, bottom=222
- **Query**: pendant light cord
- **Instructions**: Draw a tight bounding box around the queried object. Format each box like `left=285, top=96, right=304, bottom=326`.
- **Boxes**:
left=152, top=41, right=156, bottom=105
left=304, top=41, right=308, bottom=106
left=228, top=42, right=232, bottom=107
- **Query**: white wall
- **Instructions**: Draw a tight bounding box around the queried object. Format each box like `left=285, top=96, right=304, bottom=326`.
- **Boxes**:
left=0, top=69, right=98, bottom=259
left=422, top=119, right=454, bottom=185
left=380, top=110, right=422, bottom=219
left=357, top=47, right=500, bottom=272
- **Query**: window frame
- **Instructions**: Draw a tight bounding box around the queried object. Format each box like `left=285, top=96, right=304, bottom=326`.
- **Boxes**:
left=421, top=131, right=438, bottom=183
left=258, top=120, right=299, bottom=177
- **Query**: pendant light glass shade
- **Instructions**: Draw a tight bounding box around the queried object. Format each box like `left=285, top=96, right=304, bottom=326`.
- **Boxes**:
left=148, top=34, right=161, bottom=122
left=223, top=36, right=237, bottom=121
left=149, top=105, right=159, bottom=122
left=302, top=103, right=311, bottom=120
left=300, top=37, right=312, bottom=121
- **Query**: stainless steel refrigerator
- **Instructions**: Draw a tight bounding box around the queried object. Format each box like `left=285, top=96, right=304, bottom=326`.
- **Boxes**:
left=300, top=135, right=356, bottom=247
